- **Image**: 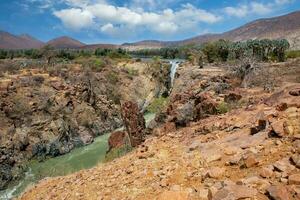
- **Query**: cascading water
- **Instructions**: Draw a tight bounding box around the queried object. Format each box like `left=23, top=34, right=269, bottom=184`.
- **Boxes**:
left=169, top=60, right=180, bottom=88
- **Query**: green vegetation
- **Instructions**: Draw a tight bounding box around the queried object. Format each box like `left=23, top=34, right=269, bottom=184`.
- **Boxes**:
left=286, top=50, right=300, bottom=59
left=216, top=102, right=230, bottom=114
left=146, top=97, right=169, bottom=113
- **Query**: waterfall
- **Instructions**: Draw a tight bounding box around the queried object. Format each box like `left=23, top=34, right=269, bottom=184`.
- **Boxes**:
left=169, top=60, right=180, bottom=88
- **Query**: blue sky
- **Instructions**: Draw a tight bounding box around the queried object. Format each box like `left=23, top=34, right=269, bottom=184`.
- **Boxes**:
left=0, top=0, right=299, bottom=44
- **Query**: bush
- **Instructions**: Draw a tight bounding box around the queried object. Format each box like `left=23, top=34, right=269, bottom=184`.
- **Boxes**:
left=216, top=102, right=230, bottom=114
left=286, top=50, right=300, bottom=59
left=92, top=59, right=105, bottom=71
left=146, top=97, right=169, bottom=113
left=106, top=71, right=119, bottom=84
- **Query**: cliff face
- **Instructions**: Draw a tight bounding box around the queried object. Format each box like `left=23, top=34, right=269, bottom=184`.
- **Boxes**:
left=0, top=58, right=170, bottom=190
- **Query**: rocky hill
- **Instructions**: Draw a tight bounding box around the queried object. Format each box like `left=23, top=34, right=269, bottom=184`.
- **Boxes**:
left=0, top=31, right=44, bottom=49
left=125, top=10, right=300, bottom=50
left=46, top=36, right=85, bottom=49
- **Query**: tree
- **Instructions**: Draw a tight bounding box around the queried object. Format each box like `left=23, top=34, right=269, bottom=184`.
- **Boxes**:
left=272, top=39, right=290, bottom=62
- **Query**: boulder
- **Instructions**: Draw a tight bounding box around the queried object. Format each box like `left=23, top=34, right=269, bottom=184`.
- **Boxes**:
left=266, top=186, right=293, bottom=200
left=121, top=101, right=145, bottom=147
left=211, top=185, right=257, bottom=200
left=289, top=174, right=300, bottom=185
left=270, top=120, right=286, bottom=137
left=108, top=131, right=127, bottom=151
left=194, top=92, right=218, bottom=120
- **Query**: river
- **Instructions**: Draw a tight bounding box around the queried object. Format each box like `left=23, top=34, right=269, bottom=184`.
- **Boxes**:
left=0, top=113, right=156, bottom=199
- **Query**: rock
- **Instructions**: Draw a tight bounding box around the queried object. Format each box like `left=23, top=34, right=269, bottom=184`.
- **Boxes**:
left=194, top=92, right=218, bottom=120
left=291, top=154, right=300, bottom=168
left=157, top=191, right=189, bottom=200
left=224, top=92, right=242, bottom=104
left=289, top=174, right=300, bottom=185
left=289, top=88, right=300, bottom=96
left=205, top=153, right=222, bottom=163
left=223, top=146, right=239, bottom=156
left=78, top=126, right=93, bottom=145
left=244, top=154, right=259, bottom=168
left=260, top=167, right=274, bottom=178
left=276, top=103, right=288, bottom=111
left=160, top=122, right=176, bottom=133
left=198, top=188, right=209, bottom=200
left=121, top=101, right=146, bottom=147
left=270, top=120, right=286, bottom=137
left=107, top=131, right=128, bottom=152
left=273, top=158, right=295, bottom=173
left=250, top=119, right=267, bottom=135
left=212, top=185, right=257, bottom=200
left=266, top=185, right=293, bottom=200
left=188, top=141, right=201, bottom=152
left=208, top=167, right=225, bottom=179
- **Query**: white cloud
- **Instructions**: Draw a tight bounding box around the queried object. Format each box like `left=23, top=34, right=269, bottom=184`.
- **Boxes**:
left=54, top=8, right=94, bottom=30
left=224, top=0, right=293, bottom=18
left=53, top=2, right=221, bottom=36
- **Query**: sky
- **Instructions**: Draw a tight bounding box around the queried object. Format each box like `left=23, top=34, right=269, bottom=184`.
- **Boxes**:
left=0, top=0, right=299, bottom=44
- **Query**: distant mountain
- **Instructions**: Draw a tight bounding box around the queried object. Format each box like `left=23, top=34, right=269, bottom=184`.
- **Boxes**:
left=46, top=36, right=85, bottom=49
left=123, top=10, right=300, bottom=50
left=80, top=43, right=119, bottom=50
left=0, top=31, right=44, bottom=49
left=1, top=10, right=300, bottom=50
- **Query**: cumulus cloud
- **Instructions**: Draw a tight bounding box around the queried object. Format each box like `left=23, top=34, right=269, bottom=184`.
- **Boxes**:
left=54, top=8, right=94, bottom=30
left=224, top=0, right=293, bottom=18
left=53, top=1, right=221, bottom=36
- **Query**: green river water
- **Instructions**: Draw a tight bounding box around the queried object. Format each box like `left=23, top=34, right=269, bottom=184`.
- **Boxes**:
left=0, top=113, right=156, bottom=200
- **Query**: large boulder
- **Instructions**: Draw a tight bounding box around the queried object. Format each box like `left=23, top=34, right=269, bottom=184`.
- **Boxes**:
left=121, top=101, right=145, bottom=147
left=108, top=131, right=127, bottom=151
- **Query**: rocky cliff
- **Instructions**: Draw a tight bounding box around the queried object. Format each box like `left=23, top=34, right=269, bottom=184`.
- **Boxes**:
left=19, top=58, right=300, bottom=200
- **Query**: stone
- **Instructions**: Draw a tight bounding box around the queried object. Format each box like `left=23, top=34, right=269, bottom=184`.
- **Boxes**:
left=273, top=158, right=295, bottom=173
left=208, top=167, right=225, bottom=179
left=289, top=174, right=300, bottom=185
left=205, top=153, right=222, bottom=163
left=121, top=101, right=146, bottom=147
left=260, top=167, right=274, bottom=178
left=212, top=185, right=257, bottom=200
left=223, top=146, right=239, bottom=156
left=244, top=155, right=259, bottom=168
left=107, top=131, right=127, bottom=151
left=267, top=186, right=292, bottom=200
left=157, top=191, right=189, bottom=200
left=270, top=120, right=286, bottom=137
left=291, top=154, right=300, bottom=168
left=198, top=188, right=209, bottom=200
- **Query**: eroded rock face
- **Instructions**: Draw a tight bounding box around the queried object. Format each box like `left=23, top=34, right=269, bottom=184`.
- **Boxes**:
left=121, top=101, right=146, bottom=147
left=0, top=71, right=122, bottom=190
left=108, top=131, right=127, bottom=152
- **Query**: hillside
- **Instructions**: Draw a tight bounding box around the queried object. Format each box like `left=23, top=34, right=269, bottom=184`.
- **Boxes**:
left=46, top=36, right=85, bottom=49
left=0, top=31, right=44, bottom=49
left=125, top=10, right=300, bottom=49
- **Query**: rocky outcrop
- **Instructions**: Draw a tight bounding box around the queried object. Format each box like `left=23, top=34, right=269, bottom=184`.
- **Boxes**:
left=121, top=101, right=146, bottom=147
left=0, top=69, right=122, bottom=190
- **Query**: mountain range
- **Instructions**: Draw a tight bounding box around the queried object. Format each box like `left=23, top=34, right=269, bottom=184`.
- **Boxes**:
left=1, top=10, right=300, bottom=50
